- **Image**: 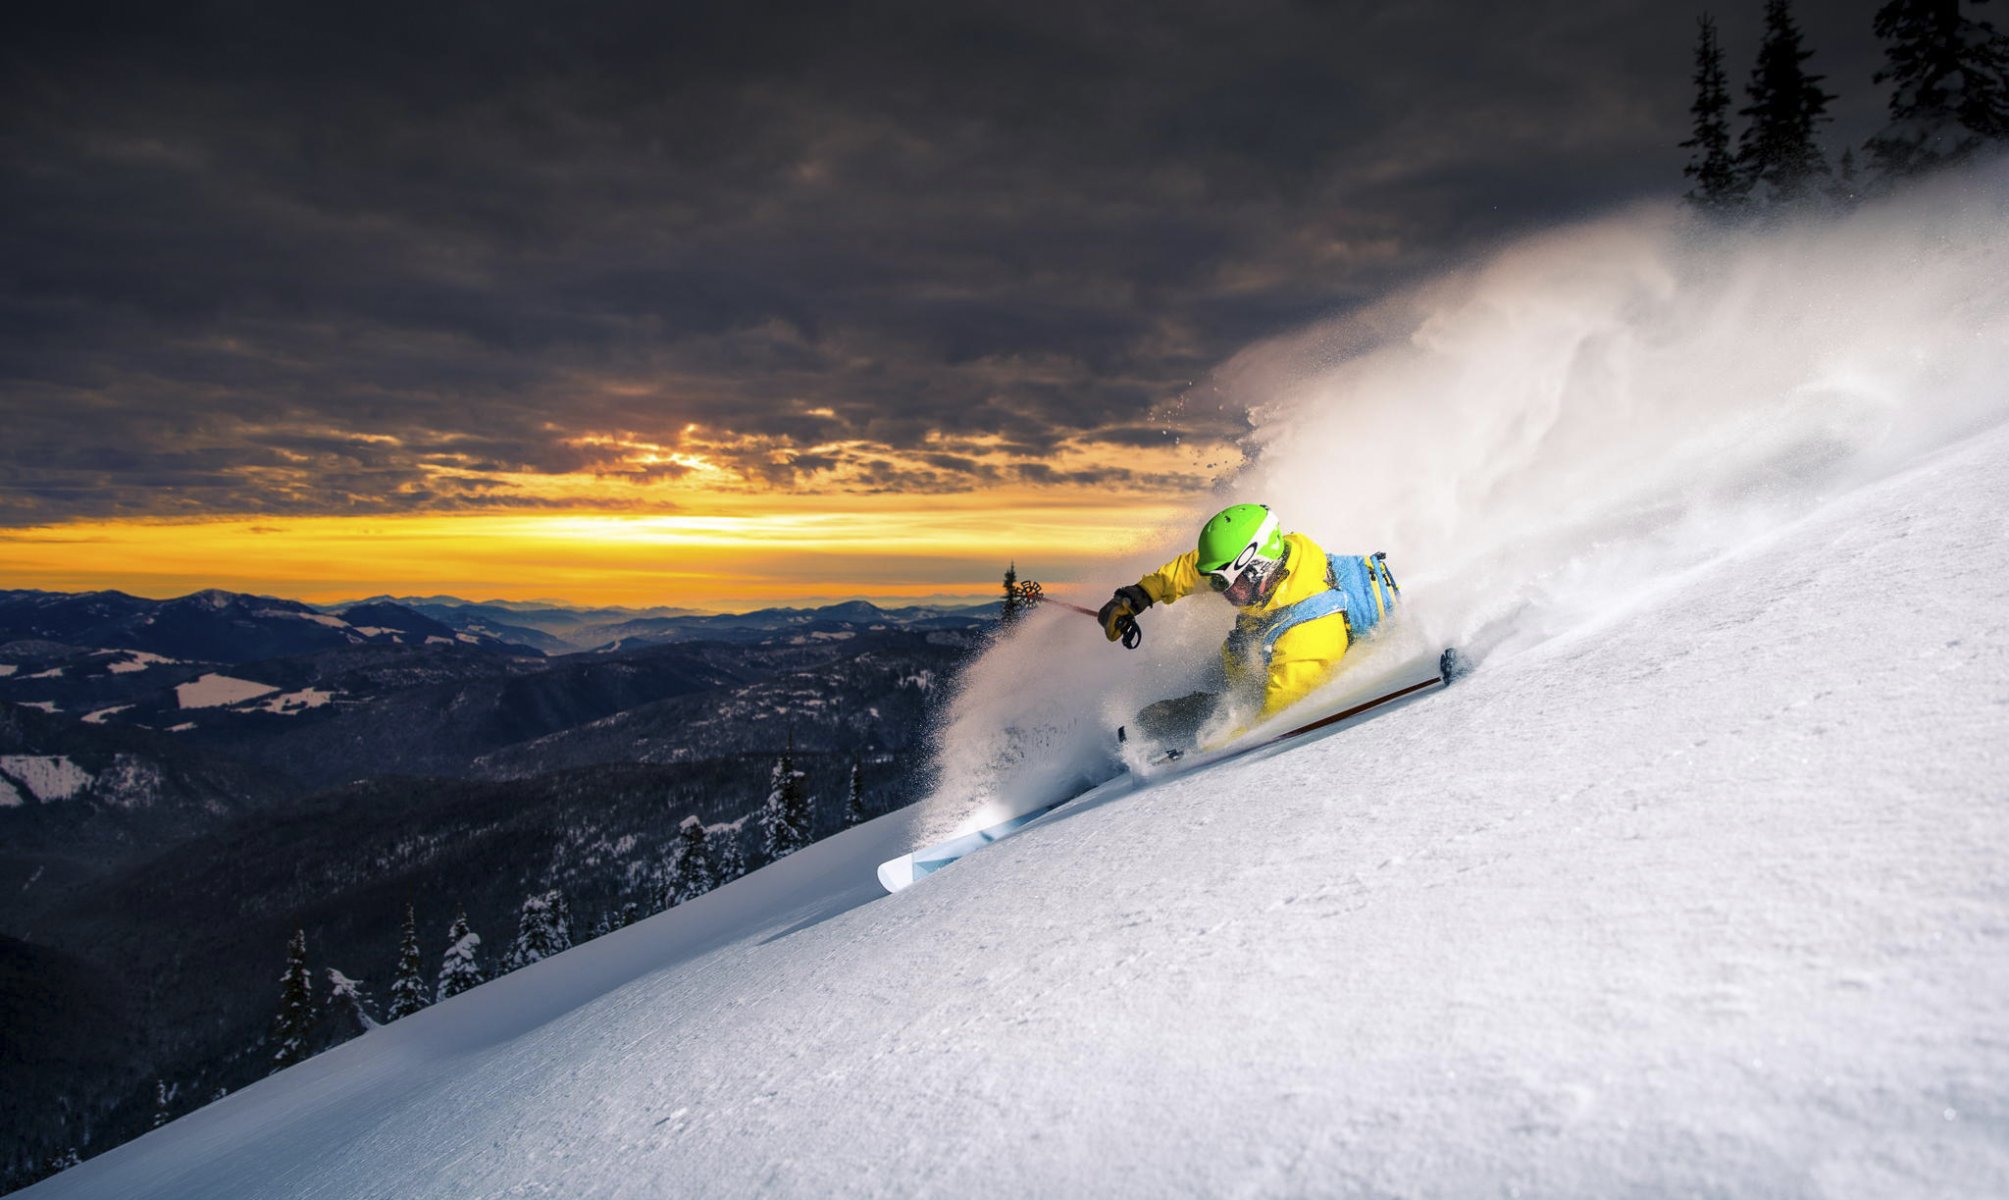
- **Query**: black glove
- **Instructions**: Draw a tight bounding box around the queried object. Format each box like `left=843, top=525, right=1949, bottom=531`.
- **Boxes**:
left=1097, top=584, right=1153, bottom=643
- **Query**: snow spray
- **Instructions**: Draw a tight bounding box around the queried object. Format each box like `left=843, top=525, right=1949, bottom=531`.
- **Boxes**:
left=918, top=159, right=2009, bottom=841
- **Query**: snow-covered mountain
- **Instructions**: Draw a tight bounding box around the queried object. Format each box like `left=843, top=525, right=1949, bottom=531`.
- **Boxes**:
left=22, top=175, right=2009, bottom=1197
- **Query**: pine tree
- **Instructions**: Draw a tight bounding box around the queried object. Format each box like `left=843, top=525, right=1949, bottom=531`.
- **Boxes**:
left=844, top=757, right=867, bottom=828
left=151, top=1080, right=172, bottom=1130
left=715, top=828, right=748, bottom=883
left=505, top=890, right=572, bottom=970
left=269, top=928, right=314, bottom=1073
left=668, top=816, right=720, bottom=904
left=324, top=968, right=380, bottom=1037
left=1682, top=15, right=1746, bottom=210
left=1737, top=0, right=1836, bottom=205
left=436, top=908, right=484, bottom=1002
left=1866, top=0, right=2009, bottom=179
left=546, top=890, right=574, bottom=954
left=386, top=901, right=429, bottom=1021
left=759, top=737, right=814, bottom=860
left=1000, top=562, right=1022, bottom=625
left=506, top=893, right=551, bottom=970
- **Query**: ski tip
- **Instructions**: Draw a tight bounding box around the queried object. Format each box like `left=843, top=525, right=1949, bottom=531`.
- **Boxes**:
left=1439, top=646, right=1472, bottom=686
left=876, top=854, right=917, bottom=894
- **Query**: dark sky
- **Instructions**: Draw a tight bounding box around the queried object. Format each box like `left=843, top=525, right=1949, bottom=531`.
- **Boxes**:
left=0, top=0, right=1890, bottom=526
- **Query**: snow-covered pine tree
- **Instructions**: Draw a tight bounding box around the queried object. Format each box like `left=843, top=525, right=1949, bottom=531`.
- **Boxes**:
left=1865, top=0, right=2009, bottom=179
left=386, top=901, right=429, bottom=1021
left=844, top=757, right=866, bottom=828
left=436, top=908, right=484, bottom=1001
left=505, top=889, right=572, bottom=970
left=151, top=1080, right=171, bottom=1129
left=324, top=968, right=380, bottom=1037
left=759, top=737, right=814, bottom=860
left=546, top=890, right=574, bottom=954
left=1682, top=14, right=1746, bottom=210
left=670, top=816, right=720, bottom=903
left=715, top=827, right=748, bottom=882
left=590, top=910, right=612, bottom=940
left=269, top=928, right=314, bottom=1073
left=505, top=893, right=551, bottom=971
left=618, top=900, right=641, bottom=927
left=1737, top=0, right=1836, bottom=206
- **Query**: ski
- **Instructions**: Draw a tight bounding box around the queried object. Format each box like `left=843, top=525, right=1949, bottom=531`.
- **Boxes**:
left=874, top=773, right=1137, bottom=893
left=876, top=647, right=1468, bottom=894
left=1137, top=645, right=1466, bottom=772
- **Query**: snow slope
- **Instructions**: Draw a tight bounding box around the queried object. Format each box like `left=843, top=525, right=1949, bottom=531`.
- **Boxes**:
left=31, top=414, right=2009, bottom=1199
left=28, top=173, right=2009, bottom=1197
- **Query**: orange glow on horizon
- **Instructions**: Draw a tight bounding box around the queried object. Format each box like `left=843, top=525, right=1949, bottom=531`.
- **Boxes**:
left=0, top=491, right=1198, bottom=611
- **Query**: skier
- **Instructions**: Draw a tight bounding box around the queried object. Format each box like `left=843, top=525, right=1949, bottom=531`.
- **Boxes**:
left=1095, top=503, right=1399, bottom=749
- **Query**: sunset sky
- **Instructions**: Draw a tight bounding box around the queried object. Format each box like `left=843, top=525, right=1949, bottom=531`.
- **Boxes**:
left=0, top=0, right=1889, bottom=610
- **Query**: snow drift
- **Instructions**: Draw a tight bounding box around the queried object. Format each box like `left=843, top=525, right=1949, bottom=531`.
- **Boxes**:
left=923, top=161, right=2009, bottom=839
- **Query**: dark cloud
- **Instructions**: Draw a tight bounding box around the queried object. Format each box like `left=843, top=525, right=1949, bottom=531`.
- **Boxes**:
left=0, top=0, right=1891, bottom=522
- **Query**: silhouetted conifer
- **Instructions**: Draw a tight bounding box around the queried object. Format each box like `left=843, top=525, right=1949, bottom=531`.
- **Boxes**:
left=1000, top=563, right=1023, bottom=624
left=269, top=928, right=314, bottom=1073
left=1866, top=0, right=2009, bottom=179
left=1683, top=14, right=1746, bottom=210
left=1738, top=0, right=1836, bottom=205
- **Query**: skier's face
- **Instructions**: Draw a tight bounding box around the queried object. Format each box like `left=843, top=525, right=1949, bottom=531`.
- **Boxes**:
left=1212, top=556, right=1279, bottom=607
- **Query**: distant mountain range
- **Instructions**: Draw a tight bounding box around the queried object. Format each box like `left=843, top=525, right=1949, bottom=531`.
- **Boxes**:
left=0, top=588, right=1002, bottom=663
left=328, top=593, right=1000, bottom=654
left=0, top=589, right=545, bottom=663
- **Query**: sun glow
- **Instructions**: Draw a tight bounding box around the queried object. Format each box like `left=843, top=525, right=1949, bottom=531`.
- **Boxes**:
left=0, top=490, right=1195, bottom=610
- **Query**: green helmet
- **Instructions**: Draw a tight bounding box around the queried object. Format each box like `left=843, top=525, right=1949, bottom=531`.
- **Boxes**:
left=1196, top=503, right=1287, bottom=605
left=1196, top=503, right=1282, bottom=572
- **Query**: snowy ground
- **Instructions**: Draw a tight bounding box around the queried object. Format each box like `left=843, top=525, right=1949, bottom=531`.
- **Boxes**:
left=0, top=756, right=92, bottom=804
left=29, top=415, right=2009, bottom=1196
left=173, top=673, right=280, bottom=709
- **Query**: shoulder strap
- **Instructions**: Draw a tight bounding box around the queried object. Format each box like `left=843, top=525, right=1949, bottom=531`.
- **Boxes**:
left=1259, top=587, right=1349, bottom=654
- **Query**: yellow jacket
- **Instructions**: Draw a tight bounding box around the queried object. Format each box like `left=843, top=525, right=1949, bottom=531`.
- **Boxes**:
left=1134, top=531, right=1350, bottom=726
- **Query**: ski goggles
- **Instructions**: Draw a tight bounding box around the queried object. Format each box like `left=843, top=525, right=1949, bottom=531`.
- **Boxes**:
left=1205, top=556, right=1278, bottom=606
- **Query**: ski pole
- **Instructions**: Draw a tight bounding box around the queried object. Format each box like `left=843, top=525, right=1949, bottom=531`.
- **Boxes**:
left=1045, top=598, right=1142, bottom=649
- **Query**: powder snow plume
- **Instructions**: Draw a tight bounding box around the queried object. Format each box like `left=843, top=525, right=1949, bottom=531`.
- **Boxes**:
left=919, top=161, right=2009, bottom=839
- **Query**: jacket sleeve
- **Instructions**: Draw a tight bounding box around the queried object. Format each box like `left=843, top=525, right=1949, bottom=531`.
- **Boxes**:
left=1135, top=550, right=1204, bottom=606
